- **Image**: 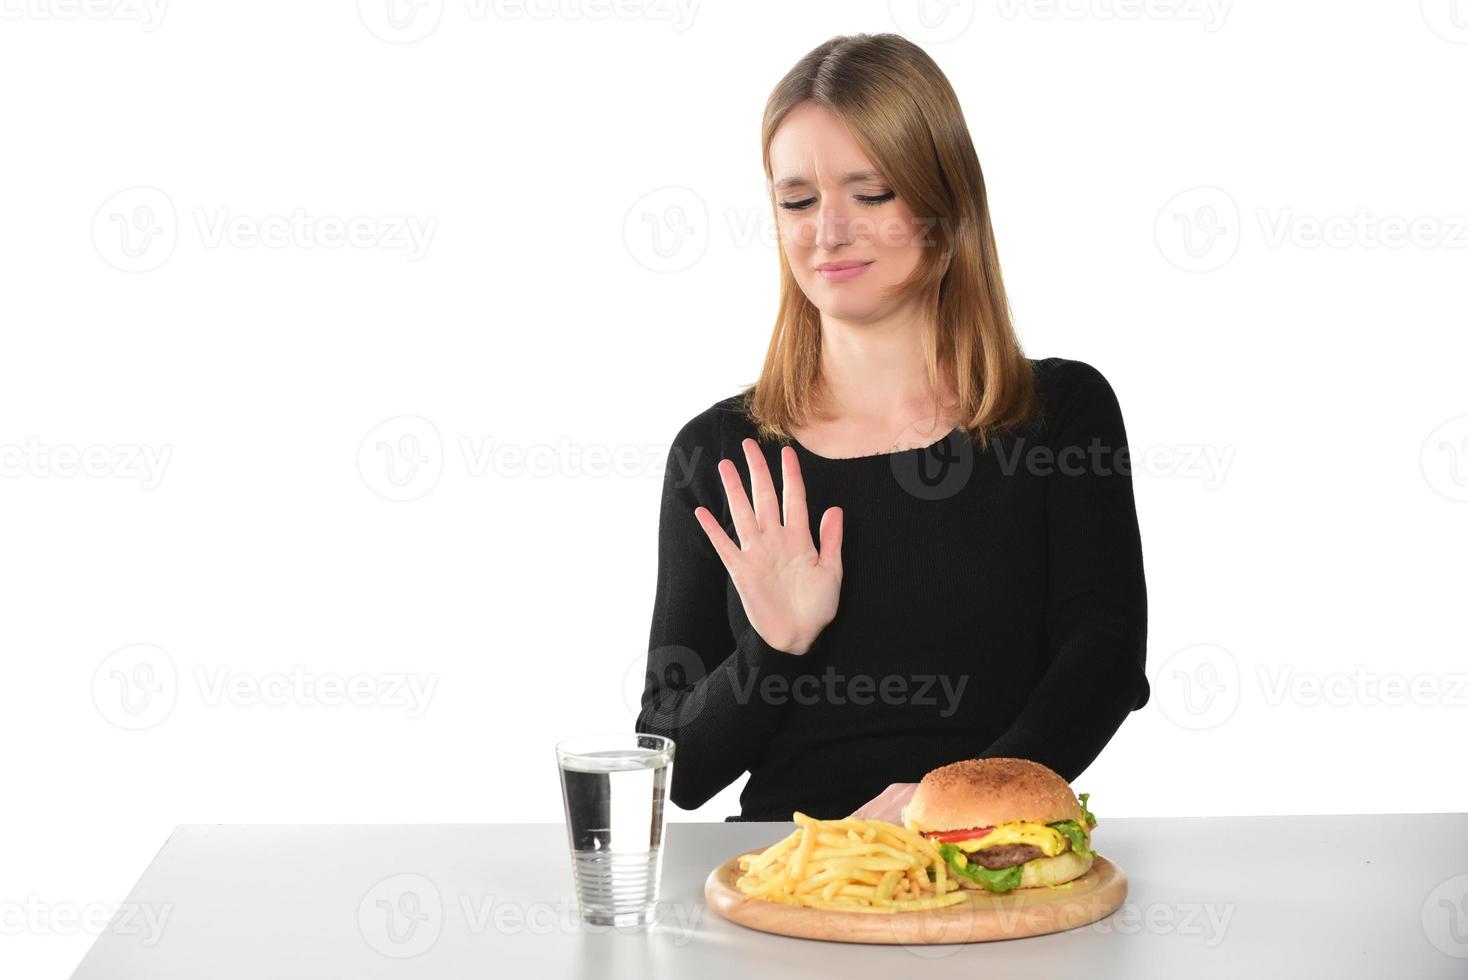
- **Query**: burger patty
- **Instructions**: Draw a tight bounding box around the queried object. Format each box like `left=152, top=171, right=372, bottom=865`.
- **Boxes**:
left=968, top=836, right=1073, bottom=870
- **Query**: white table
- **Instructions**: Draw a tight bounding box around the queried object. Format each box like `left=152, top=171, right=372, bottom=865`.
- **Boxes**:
left=70, top=814, right=1468, bottom=978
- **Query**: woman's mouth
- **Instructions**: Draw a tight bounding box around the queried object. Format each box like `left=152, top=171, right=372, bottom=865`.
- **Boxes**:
left=815, top=260, right=873, bottom=283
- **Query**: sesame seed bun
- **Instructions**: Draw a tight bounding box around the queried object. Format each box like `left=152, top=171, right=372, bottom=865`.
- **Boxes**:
left=1015, top=848, right=1094, bottom=888
left=901, top=757, right=1088, bottom=832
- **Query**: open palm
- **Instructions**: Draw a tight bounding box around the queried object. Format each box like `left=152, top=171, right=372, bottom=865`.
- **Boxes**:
left=693, top=438, right=843, bottom=656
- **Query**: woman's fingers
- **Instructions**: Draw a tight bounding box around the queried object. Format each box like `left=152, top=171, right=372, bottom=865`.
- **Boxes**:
left=817, top=505, right=843, bottom=573
left=690, top=441, right=842, bottom=661
left=741, top=438, right=781, bottom=533
left=717, top=457, right=758, bottom=548
left=780, top=446, right=809, bottom=534
left=693, top=505, right=742, bottom=572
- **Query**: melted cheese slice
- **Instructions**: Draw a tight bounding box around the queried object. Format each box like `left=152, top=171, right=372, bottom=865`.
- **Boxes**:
left=950, top=821, right=1068, bottom=857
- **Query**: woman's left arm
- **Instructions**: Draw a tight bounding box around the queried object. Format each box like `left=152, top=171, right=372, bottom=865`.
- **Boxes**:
left=978, top=358, right=1151, bottom=782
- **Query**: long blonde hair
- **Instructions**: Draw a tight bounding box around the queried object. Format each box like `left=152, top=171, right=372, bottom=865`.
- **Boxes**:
left=744, top=33, right=1036, bottom=451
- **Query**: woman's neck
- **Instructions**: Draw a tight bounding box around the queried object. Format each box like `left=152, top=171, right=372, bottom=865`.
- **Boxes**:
left=813, top=305, right=956, bottom=427
left=787, top=305, right=961, bottom=458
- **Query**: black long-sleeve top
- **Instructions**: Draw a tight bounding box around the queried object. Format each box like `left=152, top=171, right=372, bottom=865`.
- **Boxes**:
left=635, top=357, right=1149, bottom=820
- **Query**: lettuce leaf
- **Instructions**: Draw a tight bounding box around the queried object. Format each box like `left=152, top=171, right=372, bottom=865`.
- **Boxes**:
left=1046, top=819, right=1095, bottom=859
left=937, top=843, right=1024, bottom=893
left=1048, top=791, right=1096, bottom=857
left=1076, top=791, right=1097, bottom=828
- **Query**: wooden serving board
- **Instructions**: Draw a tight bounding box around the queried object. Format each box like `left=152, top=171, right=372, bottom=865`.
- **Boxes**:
left=704, top=852, right=1127, bottom=944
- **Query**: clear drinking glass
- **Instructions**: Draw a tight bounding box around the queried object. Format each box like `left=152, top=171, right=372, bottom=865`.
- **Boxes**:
left=555, top=733, right=675, bottom=928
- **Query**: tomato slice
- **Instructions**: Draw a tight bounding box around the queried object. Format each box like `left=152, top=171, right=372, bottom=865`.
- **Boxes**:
left=925, top=826, right=994, bottom=843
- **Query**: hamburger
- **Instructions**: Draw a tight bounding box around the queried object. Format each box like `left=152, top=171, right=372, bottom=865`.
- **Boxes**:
left=900, top=757, right=1099, bottom=893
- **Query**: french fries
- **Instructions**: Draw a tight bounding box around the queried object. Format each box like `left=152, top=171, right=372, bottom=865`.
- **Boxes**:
left=733, top=812, right=968, bottom=914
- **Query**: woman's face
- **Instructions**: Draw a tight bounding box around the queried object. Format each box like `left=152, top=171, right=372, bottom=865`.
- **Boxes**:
left=768, top=102, right=927, bottom=322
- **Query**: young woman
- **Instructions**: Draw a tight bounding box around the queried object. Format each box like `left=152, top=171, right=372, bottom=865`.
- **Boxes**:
left=636, top=33, right=1149, bottom=821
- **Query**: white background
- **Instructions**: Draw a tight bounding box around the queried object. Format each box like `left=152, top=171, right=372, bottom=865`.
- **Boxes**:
left=3, top=1, right=1466, bottom=974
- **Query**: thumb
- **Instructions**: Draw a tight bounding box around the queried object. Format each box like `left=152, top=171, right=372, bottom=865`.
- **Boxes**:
left=818, top=506, right=843, bottom=572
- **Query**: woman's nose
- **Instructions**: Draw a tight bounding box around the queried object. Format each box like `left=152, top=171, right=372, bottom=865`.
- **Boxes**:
left=813, top=201, right=854, bottom=252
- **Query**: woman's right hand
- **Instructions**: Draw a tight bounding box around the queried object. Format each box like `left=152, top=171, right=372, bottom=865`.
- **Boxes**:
left=693, top=438, right=843, bottom=655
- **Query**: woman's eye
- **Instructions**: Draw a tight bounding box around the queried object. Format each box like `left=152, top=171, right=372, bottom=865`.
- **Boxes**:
left=778, top=190, right=896, bottom=212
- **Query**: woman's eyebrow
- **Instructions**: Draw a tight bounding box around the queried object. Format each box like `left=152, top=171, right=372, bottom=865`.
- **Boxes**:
left=773, top=169, right=884, bottom=191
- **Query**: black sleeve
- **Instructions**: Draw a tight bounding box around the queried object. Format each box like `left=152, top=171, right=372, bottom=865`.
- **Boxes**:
left=634, top=404, right=821, bottom=811
left=979, top=360, right=1150, bottom=782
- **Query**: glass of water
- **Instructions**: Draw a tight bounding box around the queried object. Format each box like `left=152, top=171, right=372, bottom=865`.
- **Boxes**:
left=555, top=733, right=674, bottom=928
